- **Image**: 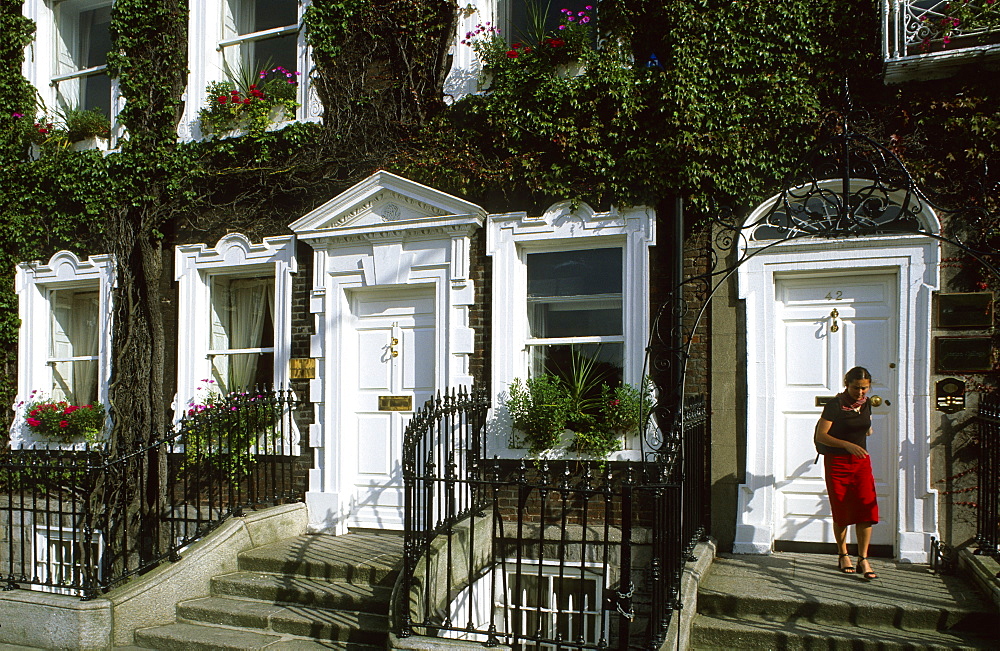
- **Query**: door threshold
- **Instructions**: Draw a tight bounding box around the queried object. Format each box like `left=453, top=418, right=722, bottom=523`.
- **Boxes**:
left=774, top=540, right=894, bottom=558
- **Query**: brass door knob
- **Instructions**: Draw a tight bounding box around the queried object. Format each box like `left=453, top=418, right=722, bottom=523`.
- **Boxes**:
left=870, top=395, right=883, bottom=407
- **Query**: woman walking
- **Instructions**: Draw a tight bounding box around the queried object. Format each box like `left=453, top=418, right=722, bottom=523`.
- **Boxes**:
left=814, top=366, right=879, bottom=580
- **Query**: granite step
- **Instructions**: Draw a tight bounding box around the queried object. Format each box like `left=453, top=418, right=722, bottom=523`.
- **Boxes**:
left=176, top=595, right=389, bottom=644
left=211, top=571, right=393, bottom=613
left=690, top=552, right=998, bottom=650
left=133, top=622, right=381, bottom=650
left=236, top=533, right=404, bottom=586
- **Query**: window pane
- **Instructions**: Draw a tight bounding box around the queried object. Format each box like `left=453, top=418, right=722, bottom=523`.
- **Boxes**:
left=222, top=31, right=298, bottom=82
left=49, top=289, right=99, bottom=405
left=530, top=343, right=623, bottom=386
left=508, top=0, right=592, bottom=42
left=528, top=249, right=622, bottom=298
left=528, top=248, right=623, bottom=339
left=253, top=0, right=297, bottom=32
left=81, top=6, right=112, bottom=68
left=210, top=277, right=275, bottom=392
left=81, top=73, right=112, bottom=117
left=529, top=296, right=621, bottom=338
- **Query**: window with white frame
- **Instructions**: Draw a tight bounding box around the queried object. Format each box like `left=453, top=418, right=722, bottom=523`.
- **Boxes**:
left=48, top=286, right=101, bottom=406
left=34, top=527, right=103, bottom=595
left=221, top=0, right=299, bottom=80
left=502, top=563, right=604, bottom=649
left=52, top=0, right=113, bottom=117
left=185, top=0, right=316, bottom=139
left=174, top=234, right=295, bottom=421
left=208, top=274, right=276, bottom=393
left=445, top=560, right=606, bottom=647
left=487, top=203, right=655, bottom=457
left=13, top=252, right=114, bottom=446
left=526, top=247, right=623, bottom=385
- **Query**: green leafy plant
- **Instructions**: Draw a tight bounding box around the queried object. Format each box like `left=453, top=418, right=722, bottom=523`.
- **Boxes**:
left=198, top=64, right=301, bottom=137
left=506, top=374, right=572, bottom=453
left=22, top=393, right=106, bottom=444
left=505, top=349, right=653, bottom=457
left=178, top=381, right=280, bottom=481
left=58, top=106, right=112, bottom=142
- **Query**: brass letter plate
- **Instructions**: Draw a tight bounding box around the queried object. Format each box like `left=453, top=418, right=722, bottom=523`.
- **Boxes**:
left=290, top=358, right=316, bottom=379
left=379, top=395, right=413, bottom=411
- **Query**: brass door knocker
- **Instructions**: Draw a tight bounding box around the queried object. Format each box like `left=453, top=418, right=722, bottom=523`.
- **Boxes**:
left=829, top=308, right=840, bottom=333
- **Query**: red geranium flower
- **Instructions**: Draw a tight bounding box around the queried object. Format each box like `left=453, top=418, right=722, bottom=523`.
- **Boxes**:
left=59, top=420, right=69, bottom=428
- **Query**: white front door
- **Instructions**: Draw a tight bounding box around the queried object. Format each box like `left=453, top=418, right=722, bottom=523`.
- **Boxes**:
left=774, top=272, right=897, bottom=548
left=347, top=289, right=436, bottom=529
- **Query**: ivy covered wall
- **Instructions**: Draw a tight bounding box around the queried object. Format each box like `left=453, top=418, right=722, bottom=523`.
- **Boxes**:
left=0, top=0, right=997, bottom=460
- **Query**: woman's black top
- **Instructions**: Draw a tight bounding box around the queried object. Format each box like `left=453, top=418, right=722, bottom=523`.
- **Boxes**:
left=817, top=397, right=871, bottom=456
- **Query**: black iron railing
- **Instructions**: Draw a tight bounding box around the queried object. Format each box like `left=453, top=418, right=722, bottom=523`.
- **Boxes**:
left=400, top=387, right=709, bottom=650
left=1, top=387, right=301, bottom=598
left=975, top=395, right=1000, bottom=561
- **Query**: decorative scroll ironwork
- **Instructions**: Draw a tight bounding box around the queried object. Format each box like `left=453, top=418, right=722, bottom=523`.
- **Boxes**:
left=887, top=0, right=1000, bottom=59
left=642, top=85, right=1000, bottom=460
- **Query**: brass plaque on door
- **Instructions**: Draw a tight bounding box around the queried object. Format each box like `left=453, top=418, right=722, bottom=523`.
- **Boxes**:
left=379, top=395, right=412, bottom=411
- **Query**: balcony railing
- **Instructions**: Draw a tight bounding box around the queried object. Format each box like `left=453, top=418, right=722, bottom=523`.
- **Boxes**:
left=884, top=0, right=1000, bottom=80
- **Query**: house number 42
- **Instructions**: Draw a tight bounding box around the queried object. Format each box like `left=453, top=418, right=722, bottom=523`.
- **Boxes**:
left=825, top=290, right=843, bottom=300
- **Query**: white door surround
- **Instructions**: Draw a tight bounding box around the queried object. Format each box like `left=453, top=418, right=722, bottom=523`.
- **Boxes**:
left=290, top=170, right=486, bottom=533
left=734, top=221, right=941, bottom=563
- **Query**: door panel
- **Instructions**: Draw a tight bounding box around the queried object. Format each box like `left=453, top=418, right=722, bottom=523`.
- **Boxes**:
left=348, top=288, right=436, bottom=529
left=774, top=273, right=897, bottom=548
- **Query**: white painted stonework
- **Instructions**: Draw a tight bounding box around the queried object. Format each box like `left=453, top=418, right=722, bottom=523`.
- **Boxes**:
left=734, top=191, right=941, bottom=563
left=290, top=170, right=485, bottom=533
left=11, top=251, right=115, bottom=447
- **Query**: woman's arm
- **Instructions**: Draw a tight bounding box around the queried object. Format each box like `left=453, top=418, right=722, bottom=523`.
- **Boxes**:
left=815, top=418, right=869, bottom=458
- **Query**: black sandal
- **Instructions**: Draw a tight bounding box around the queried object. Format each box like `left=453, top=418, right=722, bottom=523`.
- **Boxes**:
left=857, top=556, right=877, bottom=580
left=838, top=553, right=855, bottom=573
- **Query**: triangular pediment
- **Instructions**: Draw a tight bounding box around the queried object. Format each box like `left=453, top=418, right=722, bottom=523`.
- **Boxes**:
left=289, top=170, right=485, bottom=234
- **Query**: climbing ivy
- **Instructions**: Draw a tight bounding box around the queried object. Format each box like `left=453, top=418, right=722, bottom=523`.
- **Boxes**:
left=0, top=0, right=997, bottom=446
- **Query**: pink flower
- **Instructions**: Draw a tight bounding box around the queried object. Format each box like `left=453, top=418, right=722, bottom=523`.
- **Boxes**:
left=59, top=420, right=69, bottom=428
left=27, top=418, right=41, bottom=427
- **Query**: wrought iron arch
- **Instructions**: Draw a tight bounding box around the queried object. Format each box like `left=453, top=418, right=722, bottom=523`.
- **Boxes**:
left=640, top=97, right=1000, bottom=462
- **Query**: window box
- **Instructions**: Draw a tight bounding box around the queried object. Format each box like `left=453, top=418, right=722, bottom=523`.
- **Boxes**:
left=884, top=0, right=1000, bottom=82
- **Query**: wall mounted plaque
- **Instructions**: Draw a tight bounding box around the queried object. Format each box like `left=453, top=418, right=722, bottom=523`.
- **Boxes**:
left=935, top=336, right=993, bottom=373
left=935, top=378, right=966, bottom=414
left=936, top=292, right=993, bottom=328
left=289, top=358, right=316, bottom=379
left=379, top=395, right=413, bottom=411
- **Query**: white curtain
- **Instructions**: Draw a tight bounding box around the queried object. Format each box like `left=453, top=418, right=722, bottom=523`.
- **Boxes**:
left=50, top=290, right=99, bottom=404
left=211, top=277, right=274, bottom=392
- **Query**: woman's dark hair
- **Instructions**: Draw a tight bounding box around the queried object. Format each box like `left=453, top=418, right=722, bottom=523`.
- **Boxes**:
left=844, top=367, right=872, bottom=384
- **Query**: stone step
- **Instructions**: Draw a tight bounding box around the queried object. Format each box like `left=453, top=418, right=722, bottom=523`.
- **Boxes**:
left=133, top=622, right=382, bottom=650
left=689, top=613, right=997, bottom=650
left=237, top=533, right=404, bottom=586
left=212, top=571, right=393, bottom=613
left=176, top=596, right=389, bottom=645
left=698, top=553, right=995, bottom=634
left=134, top=622, right=284, bottom=650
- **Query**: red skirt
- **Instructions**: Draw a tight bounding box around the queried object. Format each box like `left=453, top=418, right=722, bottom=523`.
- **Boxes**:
left=824, top=454, right=879, bottom=527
